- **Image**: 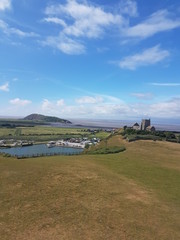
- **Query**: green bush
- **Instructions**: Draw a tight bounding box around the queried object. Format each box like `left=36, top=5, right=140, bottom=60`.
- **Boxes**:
left=126, top=135, right=161, bottom=142
left=87, top=146, right=126, bottom=155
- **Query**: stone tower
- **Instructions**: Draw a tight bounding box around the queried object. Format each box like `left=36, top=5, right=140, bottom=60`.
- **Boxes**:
left=141, top=119, right=150, bottom=130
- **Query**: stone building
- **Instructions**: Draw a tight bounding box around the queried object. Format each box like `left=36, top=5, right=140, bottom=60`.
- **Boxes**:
left=146, top=126, right=156, bottom=132
left=132, top=123, right=140, bottom=130
left=141, top=119, right=151, bottom=131
left=132, top=119, right=156, bottom=132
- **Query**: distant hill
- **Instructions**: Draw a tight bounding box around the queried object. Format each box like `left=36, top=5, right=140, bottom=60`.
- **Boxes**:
left=23, top=114, right=72, bottom=124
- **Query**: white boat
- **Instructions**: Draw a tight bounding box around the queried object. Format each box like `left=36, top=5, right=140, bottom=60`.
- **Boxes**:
left=47, top=141, right=56, bottom=148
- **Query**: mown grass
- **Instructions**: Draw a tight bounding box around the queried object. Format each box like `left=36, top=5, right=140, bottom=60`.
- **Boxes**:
left=0, top=135, right=180, bottom=239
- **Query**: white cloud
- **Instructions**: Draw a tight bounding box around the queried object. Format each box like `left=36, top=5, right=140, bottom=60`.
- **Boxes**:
left=41, top=98, right=130, bottom=117
left=0, top=82, right=9, bottom=92
left=43, top=0, right=126, bottom=54
left=43, top=17, right=67, bottom=27
left=42, top=3, right=180, bottom=54
left=0, top=19, right=38, bottom=38
left=100, top=94, right=122, bottom=103
left=10, top=98, right=31, bottom=106
left=0, top=0, right=11, bottom=11
left=151, top=83, right=180, bottom=87
left=91, top=103, right=131, bottom=116
left=131, top=92, right=153, bottom=100
left=76, top=96, right=104, bottom=104
left=118, top=45, right=170, bottom=70
left=42, top=99, right=53, bottom=111
left=149, top=98, right=180, bottom=118
left=45, top=0, right=123, bottom=39
left=42, top=98, right=66, bottom=114
left=26, top=96, right=180, bottom=119
left=129, top=97, right=180, bottom=119
left=57, top=99, right=65, bottom=106
left=42, top=34, right=85, bottom=55
left=119, top=0, right=138, bottom=17
left=124, top=9, right=180, bottom=39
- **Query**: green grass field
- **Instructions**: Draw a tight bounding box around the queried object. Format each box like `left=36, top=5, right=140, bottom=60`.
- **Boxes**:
left=0, top=126, right=110, bottom=142
left=0, top=135, right=180, bottom=239
left=21, top=126, right=84, bottom=135
left=0, top=128, right=16, bottom=137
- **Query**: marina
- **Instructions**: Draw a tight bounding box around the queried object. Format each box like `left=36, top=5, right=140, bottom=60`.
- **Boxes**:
left=0, top=144, right=84, bottom=158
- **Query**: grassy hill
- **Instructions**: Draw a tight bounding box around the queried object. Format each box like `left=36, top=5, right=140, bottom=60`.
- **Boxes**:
left=23, top=113, right=72, bottom=124
left=0, top=135, right=180, bottom=239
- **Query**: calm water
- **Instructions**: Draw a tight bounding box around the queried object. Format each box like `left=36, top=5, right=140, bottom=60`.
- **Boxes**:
left=53, top=118, right=180, bottom=131
left=0, top=144, right=83, bottom=157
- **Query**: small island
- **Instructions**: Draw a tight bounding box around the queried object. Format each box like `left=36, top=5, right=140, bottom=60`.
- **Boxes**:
left=23, top=113, right=72, bottom=124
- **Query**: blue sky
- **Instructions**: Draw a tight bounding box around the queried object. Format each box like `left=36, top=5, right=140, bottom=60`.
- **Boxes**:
left=0, top=0, right=180, bottom=120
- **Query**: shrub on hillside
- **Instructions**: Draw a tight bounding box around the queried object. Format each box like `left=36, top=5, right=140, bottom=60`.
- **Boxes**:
left=87, top=146, right=126, bottom=155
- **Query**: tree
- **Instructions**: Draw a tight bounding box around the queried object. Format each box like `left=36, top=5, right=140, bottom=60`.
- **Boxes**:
left=165, top=132, right=175, bottom=140
left=85, top=144, right=89, bottom=149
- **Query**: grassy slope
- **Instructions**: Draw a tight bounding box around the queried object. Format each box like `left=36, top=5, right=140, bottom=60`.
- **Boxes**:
left=0, top=135, right=180, bottom=240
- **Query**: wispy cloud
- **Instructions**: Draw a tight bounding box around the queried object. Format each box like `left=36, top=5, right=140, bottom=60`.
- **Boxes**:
left=57, top=99, right=65, bottom=107
left=41, top=98, right=130, bottom=117
left=0, top=19, right=38, bottom=38
left=43, top=17, right=67, bottom=27
left=150, top=83, right=180, bottom=86
left=43, top=0, right=126, bottom=54
left=5, top=94, right=179, bottom=119
left=12, top=77, right=18, bottom=82
left=42, top=99, right=67, bottom=115
left=131, top=92, right=153, bottom=100
left=10, top=98, right=31, bottom=106
left=124, top=9, right=180, bottom=39
left=64, top=85, right=122, bottom=103
left=45, top=0, right=123, bottom=39
left=42, top=99, right=53, bottom=112
left=43, top=2, right=180, bottom=55
left=96, top=47, right=109, bottom=53
left=42, top=34, right=85, bottom=55
left=0, top=82, right=9, bottom=92
left=76, top=96, right=104, bottom=104
left=39, top=96, right=180, bottom=119
left=117, top=45, right=170, bottom=70
left=119, top=0, right=138, bottom=17
left=0, top=0, right=11, bottom=11
left=149, top=97, right=180, bottom=118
